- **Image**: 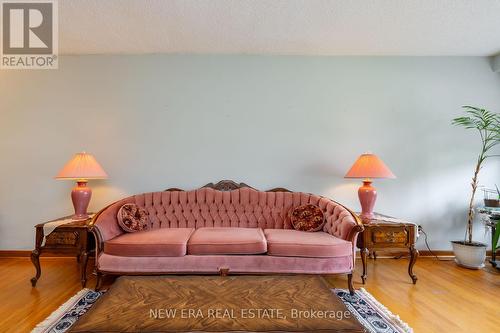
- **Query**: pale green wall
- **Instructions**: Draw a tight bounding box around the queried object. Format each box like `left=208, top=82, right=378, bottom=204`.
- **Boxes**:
left=492, top=54, right=500, bottom=72
left=0, top=55, right=499, bottom=250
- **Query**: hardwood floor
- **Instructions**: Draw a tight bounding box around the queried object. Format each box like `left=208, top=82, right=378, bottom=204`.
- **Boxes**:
left=0, top=256, right=498, bottom=332
left=326, top=258, right=500, bottom=333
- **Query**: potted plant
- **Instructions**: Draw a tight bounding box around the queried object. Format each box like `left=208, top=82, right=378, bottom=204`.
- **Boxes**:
left=451, top=106, right=500, bottom=269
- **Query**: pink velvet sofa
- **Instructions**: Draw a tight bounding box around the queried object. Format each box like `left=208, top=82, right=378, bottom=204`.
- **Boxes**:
left=90, top=181, right=363, bottom=294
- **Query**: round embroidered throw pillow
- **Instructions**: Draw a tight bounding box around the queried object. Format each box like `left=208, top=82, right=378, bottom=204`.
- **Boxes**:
left=289, top=204, right=325, bottom=232
left=117, top=203, right=149, bottom=232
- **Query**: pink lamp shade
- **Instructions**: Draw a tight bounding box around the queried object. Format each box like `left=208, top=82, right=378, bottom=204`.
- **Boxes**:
left=55, top=152, right=108, bottom=180
left=55, top=152, right=108, bottom=220
left=345, top=153, right=396, bottom=179
left=345, top=153, right=395, bottom=221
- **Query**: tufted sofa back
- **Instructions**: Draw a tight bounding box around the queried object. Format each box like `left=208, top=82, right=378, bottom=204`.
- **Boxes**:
left=94, top=187, right=358, bottom=243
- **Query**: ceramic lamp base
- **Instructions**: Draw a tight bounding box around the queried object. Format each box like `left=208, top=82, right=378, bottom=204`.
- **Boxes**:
left=71, top=181, right=91, bottom=220
left=358, top=180, right=377, bottom=221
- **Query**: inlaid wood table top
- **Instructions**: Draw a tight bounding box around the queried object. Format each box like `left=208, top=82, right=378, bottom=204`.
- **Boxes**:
left=71, top=275, right=365, bottom=333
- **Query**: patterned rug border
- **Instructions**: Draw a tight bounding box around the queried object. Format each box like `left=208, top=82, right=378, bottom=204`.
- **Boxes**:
left=31, top=289, right=88, bottom=333
left=334, top=288, right=413, bottom=333
left=31, top=288, right=104, bottom=333
left=32, top=287, right=413, bottom=333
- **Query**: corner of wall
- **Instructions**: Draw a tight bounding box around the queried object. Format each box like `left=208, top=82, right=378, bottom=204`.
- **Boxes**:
left=491, top=54, right=500, bottom=72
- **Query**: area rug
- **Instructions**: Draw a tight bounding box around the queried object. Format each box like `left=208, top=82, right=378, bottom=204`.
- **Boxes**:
left=32, top=277, right=412, bottom=333
left=31, top=289, right=104, bottom=333
left=334, top=289, right=412, bottom=333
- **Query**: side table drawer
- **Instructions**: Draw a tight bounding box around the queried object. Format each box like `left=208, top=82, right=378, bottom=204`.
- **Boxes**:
left=370, top=228, right=408, bottom=245
left=45, top=231, right=80, bottom=247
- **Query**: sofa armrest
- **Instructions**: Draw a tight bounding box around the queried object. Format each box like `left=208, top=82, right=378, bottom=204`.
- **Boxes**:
left=343, top=209, right=364, bottom=244
left=323, top=201, right=364, bottom=243
left=88, top=197, right=133, bottom=253
left=322, top=202, right=363, bottom=268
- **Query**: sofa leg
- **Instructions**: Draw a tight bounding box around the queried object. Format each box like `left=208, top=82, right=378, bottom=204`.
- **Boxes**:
left=347, top=273, right=355, bottom=296
left=219, top=267, right=229, bottom=276
left=95, top=271, right=103, bottom=291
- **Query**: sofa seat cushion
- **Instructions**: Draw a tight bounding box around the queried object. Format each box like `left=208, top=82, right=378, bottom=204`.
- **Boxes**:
left=264, top=229, right=352, bottom=258
left=188, top=227, right=267, bottom=255
left=104, top=228, right=195, bottom=257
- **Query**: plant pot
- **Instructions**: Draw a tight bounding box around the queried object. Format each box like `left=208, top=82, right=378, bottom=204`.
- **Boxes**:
left=451, top=241, right=487, bottom=269
left=484, top=199, right=500, bottom=207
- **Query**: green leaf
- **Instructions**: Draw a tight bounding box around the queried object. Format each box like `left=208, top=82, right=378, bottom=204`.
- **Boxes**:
left=493, top=226, right=500, bottom=253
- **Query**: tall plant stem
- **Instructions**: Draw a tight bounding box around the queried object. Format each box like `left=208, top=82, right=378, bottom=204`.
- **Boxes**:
left=466, top=152, right=484, bottom=244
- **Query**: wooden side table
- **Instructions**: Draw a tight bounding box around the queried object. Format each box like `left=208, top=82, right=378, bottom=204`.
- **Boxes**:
left=31, top=216, right=94, bottom=288
left=356, top=213, right=418, bottom=284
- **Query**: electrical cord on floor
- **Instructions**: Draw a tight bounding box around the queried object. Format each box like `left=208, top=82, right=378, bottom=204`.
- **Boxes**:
left=418, top=225, right=448, bottom=261
left=391, top=225, right=448, bottom=261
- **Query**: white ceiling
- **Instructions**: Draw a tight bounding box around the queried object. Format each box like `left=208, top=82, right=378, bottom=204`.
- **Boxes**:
left=60, top=0, right=500, bottom=56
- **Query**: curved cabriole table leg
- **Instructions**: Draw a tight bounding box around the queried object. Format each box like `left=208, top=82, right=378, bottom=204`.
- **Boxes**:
left=30, top=249, right=41, bottom=287
left=360, top=248, right=368, bottom=284
left=80, top=251, right=89, bottom=287
left=409, top=246, right=419, bottom=284
left=30, top=227, right=43, bottom=287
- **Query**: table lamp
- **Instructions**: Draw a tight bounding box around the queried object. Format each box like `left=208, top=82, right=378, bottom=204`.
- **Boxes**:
left=345, top=153, right=395, bottom=220
left=55, top=152, right=108, bottom=220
